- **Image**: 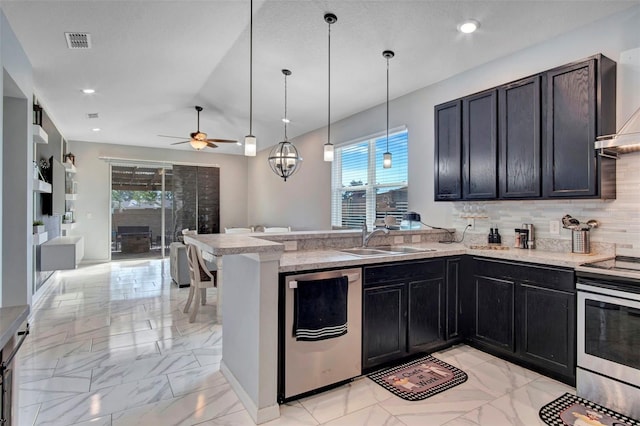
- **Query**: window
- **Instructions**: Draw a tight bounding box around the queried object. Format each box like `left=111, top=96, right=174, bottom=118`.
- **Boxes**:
left=331, top=129, right=408, bottom=229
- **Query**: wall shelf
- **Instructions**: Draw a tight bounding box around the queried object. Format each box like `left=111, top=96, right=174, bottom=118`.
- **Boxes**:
left=61, top=222, right=77, bottom=231
left=33, top=124, right=48, bottom=144
left=40, top=236, right=84, bottom=270
left=65, top=193, right=77, bottom=201
left=33, top=178, right=52, bottom=193
left=33, top=231, right=48, bottom=246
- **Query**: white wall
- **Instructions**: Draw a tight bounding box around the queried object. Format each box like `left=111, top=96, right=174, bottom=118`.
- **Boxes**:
left=248, top=5, right=640, bottom=239
left=1, top=10, right=34, bottom=307
left=68, top=141, right=249, bottom=262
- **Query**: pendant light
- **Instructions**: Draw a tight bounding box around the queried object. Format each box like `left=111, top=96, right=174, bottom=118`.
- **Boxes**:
left=323, top=13, right=337, bottom=162
left=268, top=69, right=302, bottom=181
left=244, top=0, right=257, bottom=156
left=382, top=50, right=394, bottom=169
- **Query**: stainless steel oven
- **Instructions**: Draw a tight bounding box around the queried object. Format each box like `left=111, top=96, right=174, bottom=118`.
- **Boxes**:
left=576, top=257, right=640, bottom=419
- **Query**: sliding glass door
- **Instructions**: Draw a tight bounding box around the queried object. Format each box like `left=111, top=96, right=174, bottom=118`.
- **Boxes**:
left=110, top=165, right=173, bottom=260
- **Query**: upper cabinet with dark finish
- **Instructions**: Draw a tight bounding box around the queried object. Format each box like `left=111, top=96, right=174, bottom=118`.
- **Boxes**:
left=543, top=56, right=617, bottom=199
left=463, top=90, right=498, bottom=199
left=499, top=75, right=542, bottom=198
left=434, top=54, right=616, bottom=201
left=434, top=100, right=462, bottom=200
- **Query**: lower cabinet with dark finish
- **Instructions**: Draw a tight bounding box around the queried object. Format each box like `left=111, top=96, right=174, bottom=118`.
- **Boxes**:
left=363, top=259, right=456, bottom=371
left=469, top=257, right=576, bottom=385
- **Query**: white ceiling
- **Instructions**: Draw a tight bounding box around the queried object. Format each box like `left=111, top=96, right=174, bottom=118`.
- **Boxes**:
left=2, top=0, right=637, bottom=155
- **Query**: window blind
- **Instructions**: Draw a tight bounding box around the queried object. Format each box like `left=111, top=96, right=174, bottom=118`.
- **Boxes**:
left=331, top=130, right=408, bottom=229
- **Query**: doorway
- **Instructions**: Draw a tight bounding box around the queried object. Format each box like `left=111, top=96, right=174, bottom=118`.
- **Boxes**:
left=110, top=165, right=173, bottom=260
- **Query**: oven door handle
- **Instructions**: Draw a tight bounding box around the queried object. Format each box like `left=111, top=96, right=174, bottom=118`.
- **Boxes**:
left=0, top=323, right=29, bottom=374
left=577, top=282, right=640, bottom=302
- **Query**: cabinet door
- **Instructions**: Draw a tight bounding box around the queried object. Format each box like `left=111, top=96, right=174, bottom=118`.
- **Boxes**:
left=408, top=278, right=445, bottom=353
left=518, top=283, right=576, bottom=383
left=543, top=59, right=596, bottom=197
left=499, top=76, right=541, bottom=198
left=473, top=275, right=515, bottom=352
left=463, top=90, right=498, bottom=199
left=362, top=284, right=407, bottom=369
left=446, top=258, right=461, bottom=340
left=434, top=100, right=462, bottom=200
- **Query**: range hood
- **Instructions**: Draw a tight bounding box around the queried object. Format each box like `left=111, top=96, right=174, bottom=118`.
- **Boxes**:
left=595, top=107, right=640, bottom=154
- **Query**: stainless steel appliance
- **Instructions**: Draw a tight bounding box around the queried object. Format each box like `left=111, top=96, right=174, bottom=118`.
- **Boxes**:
left=281, top=268, right=362, bottom=400
left=575, top=256, right=640, bottom=419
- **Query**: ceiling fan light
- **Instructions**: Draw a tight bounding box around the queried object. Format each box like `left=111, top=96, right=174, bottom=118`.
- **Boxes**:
left=323, top=143, right=334, bottom=162
left=244, top=134, right=257, bottom=156
left=190, top=139, right=209, bottom=150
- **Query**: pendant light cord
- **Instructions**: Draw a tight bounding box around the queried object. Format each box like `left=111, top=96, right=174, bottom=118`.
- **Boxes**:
left=386, top=55, right=389, bottom=152
left=249, top=0, right=253, bottom=135
left=327, top=19, right=331, bottom=145
left=284, top=72, right=288, bottom=141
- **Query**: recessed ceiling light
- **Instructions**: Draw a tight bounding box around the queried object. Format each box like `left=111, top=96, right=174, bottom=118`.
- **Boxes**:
left=458, top=19, right=480, bottom=34
left=282, top=117, right=290, bottom=124
left=92, top=128, right=101, bottom=132
left=82, top=89, right=95, bottom=94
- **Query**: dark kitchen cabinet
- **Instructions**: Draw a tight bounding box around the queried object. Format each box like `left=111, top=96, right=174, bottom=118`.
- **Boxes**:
left=362, top=259, right=447, bottom=371
left=543, top=55, right=616, bottom=199
left=445, top=257, right=462, bottom=340
left=469, top=257, right=576, bottom=385
left=434, top=54, right=616, bottom=202
left=434, top=100, right=462, bottom=200
left=463, top=90, right=498, bottom=199
left=408, top=277, right=445, bottom=352
left=472, top=274, right=516, bottom=352
left=362, top=283, right=407, bottom=369
left=499, top=75, right=542, bottom=198
left=519, top=282, right=575, bottom=382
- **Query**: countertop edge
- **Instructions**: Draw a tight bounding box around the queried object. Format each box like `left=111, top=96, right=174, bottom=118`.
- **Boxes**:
left=0, top=305, right=30, bottom=350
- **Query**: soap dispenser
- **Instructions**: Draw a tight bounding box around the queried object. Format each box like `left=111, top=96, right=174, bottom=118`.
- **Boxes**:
left=494, top=228, right=501, bottom=244
left=488, top=228, right=495, bottom=244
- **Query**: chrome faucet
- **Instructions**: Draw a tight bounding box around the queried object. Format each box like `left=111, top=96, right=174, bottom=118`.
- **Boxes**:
left=362, top=224, right=390, bottom=247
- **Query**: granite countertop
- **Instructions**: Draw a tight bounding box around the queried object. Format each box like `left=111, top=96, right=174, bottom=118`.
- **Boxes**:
left=0, top=305, right=29, bottom=350
left=279, top=243, right=614, bottom=273
left=184, top=233, right=284, bottom=256
left=185, top=231, right=614, bottom=273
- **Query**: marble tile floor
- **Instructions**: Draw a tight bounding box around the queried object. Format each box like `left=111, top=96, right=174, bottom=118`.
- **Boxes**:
left=18, top=259, right=575, bottom=426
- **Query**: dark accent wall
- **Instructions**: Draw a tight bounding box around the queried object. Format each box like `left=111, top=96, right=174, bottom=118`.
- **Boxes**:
left=172, top=165, right=220, bottom=241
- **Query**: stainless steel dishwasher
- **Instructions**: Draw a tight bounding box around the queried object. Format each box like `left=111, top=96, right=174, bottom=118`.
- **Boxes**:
left=281, top=268, right=362, bottom=400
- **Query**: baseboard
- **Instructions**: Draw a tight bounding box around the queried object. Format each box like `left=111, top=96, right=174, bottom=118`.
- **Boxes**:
left=220, top=361, right=280, bottom=424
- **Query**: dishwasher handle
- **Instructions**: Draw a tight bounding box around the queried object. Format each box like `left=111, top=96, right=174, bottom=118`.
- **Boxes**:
left=289, top=272, right=360, bottom=289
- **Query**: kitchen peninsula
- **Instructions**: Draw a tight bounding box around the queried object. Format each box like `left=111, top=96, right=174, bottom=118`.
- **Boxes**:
left=185, top=229, right=613, bottom=424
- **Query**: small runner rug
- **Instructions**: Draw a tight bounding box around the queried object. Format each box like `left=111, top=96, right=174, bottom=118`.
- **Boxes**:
left=367, top=354, right=467, bottom=401
left=539, top=392, right=640, bottom=426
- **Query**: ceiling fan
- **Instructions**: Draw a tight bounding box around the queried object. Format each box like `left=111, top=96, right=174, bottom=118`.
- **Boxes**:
left=159, top=106, right=237, bottom=150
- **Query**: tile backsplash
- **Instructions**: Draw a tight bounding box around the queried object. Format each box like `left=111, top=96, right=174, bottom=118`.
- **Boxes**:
left=450, top=152, right=640, bottom=251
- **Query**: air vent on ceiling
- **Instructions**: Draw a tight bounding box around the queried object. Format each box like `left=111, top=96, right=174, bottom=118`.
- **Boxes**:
left=65, top=32, right=92, bottom=49
left=87, top=113, right=99, bottom=119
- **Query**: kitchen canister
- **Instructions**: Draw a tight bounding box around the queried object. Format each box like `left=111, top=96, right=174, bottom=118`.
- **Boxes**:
left=572, top=230, right=590, bottom=254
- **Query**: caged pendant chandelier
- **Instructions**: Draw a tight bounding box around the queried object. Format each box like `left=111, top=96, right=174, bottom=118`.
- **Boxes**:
left=382, top=50, right=394, bottom=169
left=244, top=0, right=257, bottom=156
left=323, top=13, right=337, bottom=162
left=268, top=69, right=302, bottom=181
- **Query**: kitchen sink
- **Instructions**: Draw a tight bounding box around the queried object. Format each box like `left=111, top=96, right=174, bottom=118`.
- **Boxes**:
left=339, top=248, right=391, bottom=256
left=339, top=246, right=437, bottom=257
left=371, top=246, right=438, bottom=254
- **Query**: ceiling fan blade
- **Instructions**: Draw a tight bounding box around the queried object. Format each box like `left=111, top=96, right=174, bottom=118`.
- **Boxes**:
left=206, top=142, right=219, bottom=148
left=170, top=140, right=190, bottom=145
left=158, top=135, right=187, bottom=139
left=207, top=138, right=237, bottom=143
